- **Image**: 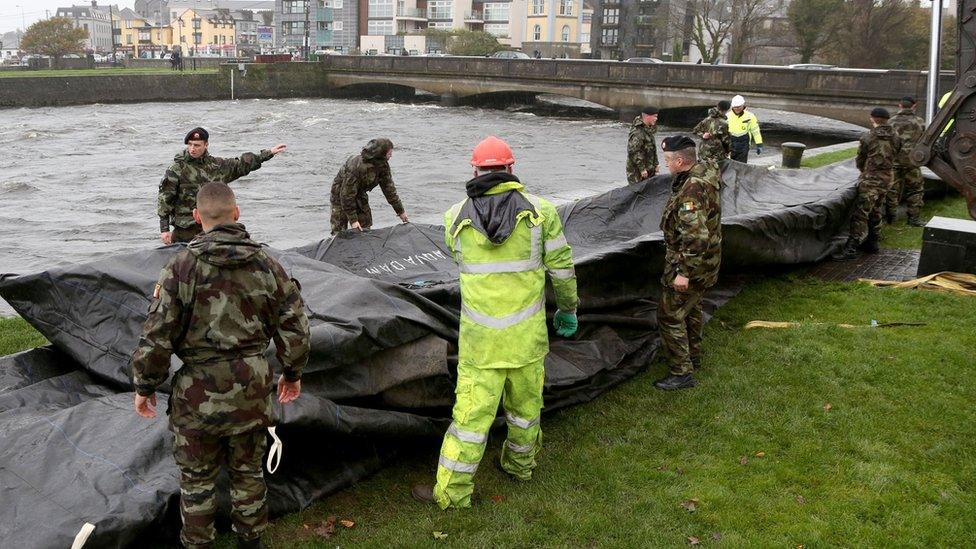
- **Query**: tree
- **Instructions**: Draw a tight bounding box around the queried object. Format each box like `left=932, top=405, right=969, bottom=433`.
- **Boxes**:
left=687, top=0, right=735, bottom=63
left=20, top=17, right=87, bottom=62
left=726, top=0, right=779, bottom=64
left=942, top=15, right=958, bottom=71
left=259, top=10, right=274, bottom=26
left=424, top=29, right=504, bottom=56
left=788, top=0, right=844, bottom=63
left=825, top=0, right=913, bottom=68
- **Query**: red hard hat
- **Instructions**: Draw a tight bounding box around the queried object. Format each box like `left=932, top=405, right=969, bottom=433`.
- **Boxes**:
left=471, top=136, right=515, bottom=167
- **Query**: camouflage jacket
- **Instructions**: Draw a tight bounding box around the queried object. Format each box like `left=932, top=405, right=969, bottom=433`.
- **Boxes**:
left=330, top=154, right=404, bottom=222
left=856, top=124, right=902, bottom=180
left=627, top=116, right=659, bottom=174
left=693, top=108, right=732, bottom=162
left=131, top=223, right=310, bottom=435
left=158, top=149, right=273, bottom=231
left=661, top=161, right=723, bottom=288
left=889, top=108, right=925, bottom=167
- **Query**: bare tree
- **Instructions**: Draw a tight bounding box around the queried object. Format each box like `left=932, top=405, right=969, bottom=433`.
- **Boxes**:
left=727, top=0, right=780, bottom=64
left=788, top=0, right=843, bottom=63
left=687, top=0, right=735, bottom=63
left=826, top=0, right=913, bottom=68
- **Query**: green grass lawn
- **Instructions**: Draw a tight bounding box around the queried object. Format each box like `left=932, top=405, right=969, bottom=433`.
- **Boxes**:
left=883, top=194, right=971, bottom=250
left=0, top=316, right=46, bottom=355
left=0, top=67, right=218, bottom=78
left=4, top=276, right=975, bottom=547
left=800, top=147, right=859, bottom=168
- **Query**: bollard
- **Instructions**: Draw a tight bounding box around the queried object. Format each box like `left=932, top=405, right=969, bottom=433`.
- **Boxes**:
left=780, top=142, right=807, bottom=168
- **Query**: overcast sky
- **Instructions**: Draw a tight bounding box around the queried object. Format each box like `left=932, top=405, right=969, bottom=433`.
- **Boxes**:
left=0, top=0, right=137, bottom=34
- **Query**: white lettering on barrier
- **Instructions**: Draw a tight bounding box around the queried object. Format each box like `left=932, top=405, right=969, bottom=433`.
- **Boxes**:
left=364, top=249, right=451, bottom=276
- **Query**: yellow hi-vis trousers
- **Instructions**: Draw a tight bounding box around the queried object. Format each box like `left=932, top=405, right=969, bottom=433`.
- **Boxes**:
left=433, top=359, right=545, bottom=509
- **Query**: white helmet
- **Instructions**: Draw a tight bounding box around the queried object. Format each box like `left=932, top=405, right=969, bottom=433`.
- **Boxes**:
left=730, top=95, right=746, bottom=108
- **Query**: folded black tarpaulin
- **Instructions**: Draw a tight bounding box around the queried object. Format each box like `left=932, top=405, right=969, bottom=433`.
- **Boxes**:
left=0, top=161, right=858, bottom=548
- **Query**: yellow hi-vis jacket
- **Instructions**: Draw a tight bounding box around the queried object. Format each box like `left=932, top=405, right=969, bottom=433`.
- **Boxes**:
left=445, top=180, right=578, bottom=369
left=727, top=109, right=763, bottom=145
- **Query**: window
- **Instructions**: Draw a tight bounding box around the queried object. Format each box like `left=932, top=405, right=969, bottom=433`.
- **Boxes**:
left=334, top=20, right=343, bottom=30
left=532, top=0, right=544, bottom=15
left=581, top=31, right=589, bottom=43
left=283, top=1, right=307, bottom=14
left=533, top=24, right=541, bottom=40
left=283, top=21, right=307, bottom=34
left=180, top=34, right=186, bottom=43
left=601, top=27, right=617, bottom=45
left=428, top=0, right=453, bottom=19
left=561, top=25, right=570, bottom=41
left=582, top=12, right=592, bottom=23
left=603, top=8, right=618, bottom=24
left=560, top=0, right=573, bottom=16
left=484, top=2, right=508, bottom=21
left=485, top=22, right=509, bottom=36
left=192, top=18, right=201, bottom=30
left=369, top=0, right=394, bottom=18
left=126, top=34, right=132, bottom=44
left=367, top=19, right=394, bottom=34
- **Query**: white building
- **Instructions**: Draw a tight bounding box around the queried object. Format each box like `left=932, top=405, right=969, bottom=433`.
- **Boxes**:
left=56, top=2, right=115, bottom=53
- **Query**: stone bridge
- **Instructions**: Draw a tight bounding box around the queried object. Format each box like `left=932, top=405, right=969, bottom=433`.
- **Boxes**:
left=317, top=56, right=954, bottom=127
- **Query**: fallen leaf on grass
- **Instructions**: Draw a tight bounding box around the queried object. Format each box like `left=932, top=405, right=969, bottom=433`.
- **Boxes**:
left=491, top=495, right=505, bottom=503
left=676, top=468, right=686, bottom=475
left=433, top=531, right=449, bottom=540
left=314, top=516, right=337, bottom=538
left=302, top=523, right=309, bottom=530
left=340, top=519, right=356, bottom=529
left=739, top=456, right=748, bottom=465
left=680, top=498, right=699, bottom=512
left=796, top=495, right=806, bottom=504
left=657, top=464, right=668, bottom=472
left=688, top=536, right=701, bottom=545
left=712, top=532, right=722, bottom=541
left=755, top=451, right=766, bottom=458
left=823, top=403, right=832, bottom=412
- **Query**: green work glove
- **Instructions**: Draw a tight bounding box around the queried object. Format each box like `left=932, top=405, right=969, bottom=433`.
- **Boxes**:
left=553, top=310, right=578, bottom=338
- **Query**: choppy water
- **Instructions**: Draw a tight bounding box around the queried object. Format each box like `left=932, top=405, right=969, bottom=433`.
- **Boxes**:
left=0, top=97, right=861, bottom=316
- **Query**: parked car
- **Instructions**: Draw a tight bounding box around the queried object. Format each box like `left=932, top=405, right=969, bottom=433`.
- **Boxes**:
left=491, top=50, right=530, bottom=59
left=788, top=63, right=837, bottom=70
left=624, top=57, right=664, bottom=64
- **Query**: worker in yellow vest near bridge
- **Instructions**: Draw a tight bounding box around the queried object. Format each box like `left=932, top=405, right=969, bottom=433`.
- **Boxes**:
left=727, top=95, right=763, bottom=163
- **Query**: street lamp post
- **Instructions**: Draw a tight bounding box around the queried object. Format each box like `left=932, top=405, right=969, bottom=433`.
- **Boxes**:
left=926, top=0, right=944, bottom=124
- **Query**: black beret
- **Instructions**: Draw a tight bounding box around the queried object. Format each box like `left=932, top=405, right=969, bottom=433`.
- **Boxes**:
left=717, top=100, right=731, bottom=111
left=641, top=106, right=659, bottom=115
left=184, top=127, right=209, bottom=144
left=900, top=96, right=916, bottom=105
left=870, top=107, right=890, bottom=119
left=662, top=135, right=696, bottom=151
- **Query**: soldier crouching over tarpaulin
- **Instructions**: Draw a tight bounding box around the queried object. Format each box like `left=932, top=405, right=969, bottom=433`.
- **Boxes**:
left=132, top=182, right=310, bottom=549
left=329, top=138, right=410, bottom=235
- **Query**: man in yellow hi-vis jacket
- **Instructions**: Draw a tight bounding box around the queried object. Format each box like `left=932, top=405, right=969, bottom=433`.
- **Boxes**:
left=727, top=95, right=763, bottom=163
left=411, top=136, right=580, bottom=509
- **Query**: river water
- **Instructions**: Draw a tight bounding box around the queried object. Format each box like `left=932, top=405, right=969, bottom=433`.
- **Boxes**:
left=0, top=97, right=863, bottom=316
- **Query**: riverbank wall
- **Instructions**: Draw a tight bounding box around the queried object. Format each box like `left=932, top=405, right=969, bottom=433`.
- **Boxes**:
left=0, top=63, right=330, bottom=108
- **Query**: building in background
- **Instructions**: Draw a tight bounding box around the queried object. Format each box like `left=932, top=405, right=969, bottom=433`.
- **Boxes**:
left=521, top=0, right=583, bottom=57
left=233, top=10, right=260, bottom=56
left=588, top=0, right=688, bottom=61
left=56, top=2, right=115, bottom=53
left=170, top=8, right=237, bottom=56
left=112, top=7, right=149, bottom=57
left=275, top=0, right=353, bottom=55
left=1, top=31, right=22, bottom=61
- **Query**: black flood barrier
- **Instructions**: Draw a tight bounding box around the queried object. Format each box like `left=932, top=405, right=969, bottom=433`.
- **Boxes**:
left=0, top=160, right=859, bottom=547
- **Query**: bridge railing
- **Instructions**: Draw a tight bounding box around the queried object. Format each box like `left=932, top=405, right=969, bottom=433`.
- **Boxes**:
left=317, top=56, right=954, bottom=103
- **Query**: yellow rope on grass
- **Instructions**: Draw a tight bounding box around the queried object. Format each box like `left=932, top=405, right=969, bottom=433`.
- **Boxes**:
left=858, top=272, right=976, bottom=297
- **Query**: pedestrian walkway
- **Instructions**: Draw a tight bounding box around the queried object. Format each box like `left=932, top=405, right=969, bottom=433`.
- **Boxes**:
left=807, top=248, right=920, bottom=282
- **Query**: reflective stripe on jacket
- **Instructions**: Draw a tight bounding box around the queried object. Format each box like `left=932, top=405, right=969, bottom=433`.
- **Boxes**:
left=727, top=109, right=763, bottom=145
left=445, top=181, right=578, bottom=369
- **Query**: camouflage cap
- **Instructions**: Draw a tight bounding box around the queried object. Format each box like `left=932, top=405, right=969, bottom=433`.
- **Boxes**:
left=184, top=127, right=209, bottom=144
left=662, top=135, right=696, bottom=151
left=362, top=138, right=394, bottom=161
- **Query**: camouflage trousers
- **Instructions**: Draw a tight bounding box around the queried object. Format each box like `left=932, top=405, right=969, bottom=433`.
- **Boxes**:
left=329, top=198, right=373, bottom=234
left=885, top=166, right=924, bottom=219
left=657, top=283, right=707, bottom=376
left=172, top=223, right=204, bottom=244
left=173, top=428, right=268, bottom=548
left=850, top=176, right=890, bottom=243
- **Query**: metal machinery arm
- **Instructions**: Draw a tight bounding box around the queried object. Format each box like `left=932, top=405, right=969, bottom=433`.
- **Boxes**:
left=911, top=0, right=976, bottom=220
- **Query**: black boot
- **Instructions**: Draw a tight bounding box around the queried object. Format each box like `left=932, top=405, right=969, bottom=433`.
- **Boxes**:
left=237, top=536, right=264, bottom=549
left=690, top=357, right=702, bottom=371
left=907, top=216, right=926, bottom=227
left=884, top=210, right=896, bottom=225
left=411, top=484, right=436, bottom=505
left=654, top=373, right=697, bottom=391
left=861, top=231, right=880, bottom=253
left=831, top=238, right=861, bottom=261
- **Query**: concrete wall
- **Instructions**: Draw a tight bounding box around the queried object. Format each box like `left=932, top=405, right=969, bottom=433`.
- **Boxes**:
left=0, top=63, right=330, bottom=108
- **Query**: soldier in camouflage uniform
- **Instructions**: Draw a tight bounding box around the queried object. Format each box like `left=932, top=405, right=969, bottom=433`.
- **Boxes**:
left=833, top=108, right=902, bottom=260
left=655, top=135, right=722, bottom=391
left=329, top=138, right=409, bottom=234
left=626, top=106, right=660, bottom=184
left=158, top=127, right=286, bottom=245
left=693, top=100, right=732, bottom=164
left=133, top=183, right=310, bottom=549
left=886, top=96, right=927, bottom=227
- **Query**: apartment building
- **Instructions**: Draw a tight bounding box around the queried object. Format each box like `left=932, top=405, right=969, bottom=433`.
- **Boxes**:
left=56, top=2, right=114, bottom=53
left=522, top=0, right=583, bottom=57
left=276, top=0, right=356, bottom=54
left=171, top=8, right=237, bottom=56
left=588, top=0, right=681, bottom=60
